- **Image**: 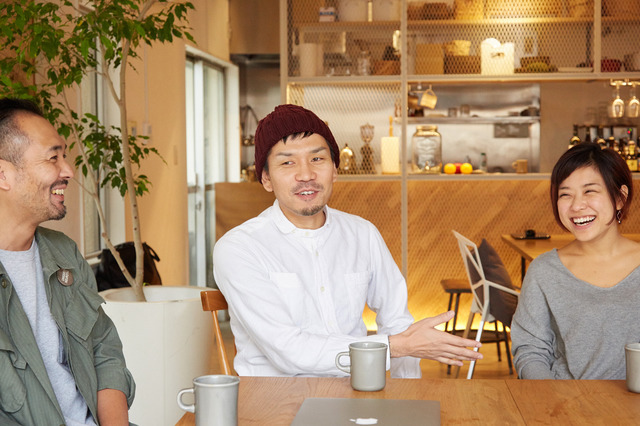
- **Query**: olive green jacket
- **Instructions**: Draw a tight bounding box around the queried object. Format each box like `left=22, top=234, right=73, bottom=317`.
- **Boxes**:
left=0, top=227, right=135, bottom=425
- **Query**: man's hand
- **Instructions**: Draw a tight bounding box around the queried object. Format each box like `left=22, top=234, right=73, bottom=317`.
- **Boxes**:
left=97, top=388, right=129, bottom=426
left=388, top=311, right=483, bottom=366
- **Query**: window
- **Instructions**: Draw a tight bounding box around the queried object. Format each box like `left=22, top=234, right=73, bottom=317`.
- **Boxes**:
left=78, top=42, right=105, bottom=258
left=185, top=47, right=240, bottom=287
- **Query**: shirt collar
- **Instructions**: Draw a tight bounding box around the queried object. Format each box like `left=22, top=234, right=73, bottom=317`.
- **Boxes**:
left=271, top=200, right=332, bottom=237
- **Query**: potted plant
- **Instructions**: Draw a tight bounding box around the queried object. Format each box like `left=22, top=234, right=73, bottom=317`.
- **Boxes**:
left=0, top=0, right=196, bottom=301
left=0, top=1, right=213, bottom=424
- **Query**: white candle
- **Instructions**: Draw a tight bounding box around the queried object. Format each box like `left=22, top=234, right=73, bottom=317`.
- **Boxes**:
left=381, top=136, right=400, bottom=174
left=299, top=43, right=317, bottom=77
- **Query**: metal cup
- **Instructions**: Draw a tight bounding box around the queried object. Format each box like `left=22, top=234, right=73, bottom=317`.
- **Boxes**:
left=336, top=342, right=387, bottom=391
left=177, top=375, right=240, bottom=426
left=625, top=343, right=640, bottom=393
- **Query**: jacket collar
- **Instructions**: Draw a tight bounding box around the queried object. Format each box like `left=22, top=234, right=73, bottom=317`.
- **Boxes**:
left=35, top=227, right=76, bottom=280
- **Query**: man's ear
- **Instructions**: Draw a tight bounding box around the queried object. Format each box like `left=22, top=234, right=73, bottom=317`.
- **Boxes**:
left=0, top=160, right=11, bottom=191
left=261, top=170, right=273, bottom=193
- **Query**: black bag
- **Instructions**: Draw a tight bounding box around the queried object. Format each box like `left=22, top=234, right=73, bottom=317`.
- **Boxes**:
left=94, top=242, right=162, bottom=292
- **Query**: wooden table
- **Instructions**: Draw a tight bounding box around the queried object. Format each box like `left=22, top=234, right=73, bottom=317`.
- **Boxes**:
left=502, top=233, right=640, bottom=282
left=175, top=376, right=639, bottom=425
left=501, top=234, right=574, bottom=281
left=506, top=380, right=640, bottom=425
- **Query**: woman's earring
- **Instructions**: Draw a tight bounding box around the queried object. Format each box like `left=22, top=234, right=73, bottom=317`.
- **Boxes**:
left=616, top=209, right=622, bottom=224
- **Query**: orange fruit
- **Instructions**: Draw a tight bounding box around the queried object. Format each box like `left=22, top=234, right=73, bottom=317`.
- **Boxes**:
left=444, top=163, right=456, bottom=174
left=460, top=162, right=473, bottom=174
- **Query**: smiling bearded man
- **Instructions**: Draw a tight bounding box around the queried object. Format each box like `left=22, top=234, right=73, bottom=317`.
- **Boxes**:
left=0, top=98, right=135, bottom=425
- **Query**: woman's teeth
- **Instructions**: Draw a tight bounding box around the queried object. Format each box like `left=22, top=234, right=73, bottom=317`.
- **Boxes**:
left=572, top=216, right=595, bottom=225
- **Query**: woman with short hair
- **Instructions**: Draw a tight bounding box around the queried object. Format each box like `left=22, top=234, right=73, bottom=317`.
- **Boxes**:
left=511, top=142, right=640, bottom=379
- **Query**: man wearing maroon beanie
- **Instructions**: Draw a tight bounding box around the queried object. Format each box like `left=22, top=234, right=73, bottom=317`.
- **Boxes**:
left=213, top=104, right=482, bottom=377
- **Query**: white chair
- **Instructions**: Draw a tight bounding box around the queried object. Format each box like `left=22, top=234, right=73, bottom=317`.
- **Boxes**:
left=452, top=230, right=520, bottom=379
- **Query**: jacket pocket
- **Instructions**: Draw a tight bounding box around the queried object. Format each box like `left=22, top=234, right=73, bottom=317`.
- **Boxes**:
left=64, top=280, right=104, bottom=342
left=0, top=332, right=27, bottom=413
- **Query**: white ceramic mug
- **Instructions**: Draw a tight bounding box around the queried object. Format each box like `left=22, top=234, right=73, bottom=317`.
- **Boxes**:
left=336, top=342, right=387, bottom=391
left=625, top=343, right=640, bottom=393
left=177, top=375, right=240, bottom=426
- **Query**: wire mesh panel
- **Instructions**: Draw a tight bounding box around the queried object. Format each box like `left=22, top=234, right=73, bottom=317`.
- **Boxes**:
left=288, top=1, right=402, bottom=78
left=601, top=1, right=640, bottom=73
left=408, top=19, right=601, bottom=76
left=286, top=0, right=640, bottom=78
left=288, top=81, right=403, bottom=174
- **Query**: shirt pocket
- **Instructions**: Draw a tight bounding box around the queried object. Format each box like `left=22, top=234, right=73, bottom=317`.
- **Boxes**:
left=0, top=333, right=26, bottom=413
left=343, top=271, right=372, bottom=320
left=270, top=272, right=306, bottom=325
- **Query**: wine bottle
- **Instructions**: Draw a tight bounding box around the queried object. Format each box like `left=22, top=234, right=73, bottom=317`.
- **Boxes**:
left=568, top=125, right=581, bottom=149
left=627, top=140, right=638, bottom=172
left=607, top=126, right=616, bottom=150
left=596, top=126, right=606, bottom=149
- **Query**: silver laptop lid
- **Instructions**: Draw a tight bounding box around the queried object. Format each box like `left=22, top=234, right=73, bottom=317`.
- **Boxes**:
left=291, top=398, right=441, bottom=425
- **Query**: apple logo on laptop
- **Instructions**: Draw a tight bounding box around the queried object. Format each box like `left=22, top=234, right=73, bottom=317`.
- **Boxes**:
left=350, top=419, right=378, bottom=425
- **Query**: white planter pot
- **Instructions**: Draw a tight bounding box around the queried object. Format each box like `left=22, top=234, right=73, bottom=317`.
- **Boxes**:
left=100, top=286, right=213, bottom=426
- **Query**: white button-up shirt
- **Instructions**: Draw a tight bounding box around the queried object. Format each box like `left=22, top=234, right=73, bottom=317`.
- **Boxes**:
left=213, top=201, right=420, bottom=377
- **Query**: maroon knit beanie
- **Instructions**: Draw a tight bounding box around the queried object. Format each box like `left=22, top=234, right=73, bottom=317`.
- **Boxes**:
left=254, top=104, right=340, bottom=183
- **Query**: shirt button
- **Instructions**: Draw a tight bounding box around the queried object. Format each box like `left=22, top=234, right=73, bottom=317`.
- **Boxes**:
left=1, top=279, right=6, bottom=288
left=320, top=286, right=325, bottom=292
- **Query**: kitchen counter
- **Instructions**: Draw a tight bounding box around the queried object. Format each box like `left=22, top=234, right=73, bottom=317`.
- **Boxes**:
left=338, top=172, right=551, bottom=181
left=338, top=172, right=640, bottom=181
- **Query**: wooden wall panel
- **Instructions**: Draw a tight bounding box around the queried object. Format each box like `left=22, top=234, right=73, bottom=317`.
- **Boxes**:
left=215, top=182, right=275, bottom=240
left=406, top=179, right=561, bottom=325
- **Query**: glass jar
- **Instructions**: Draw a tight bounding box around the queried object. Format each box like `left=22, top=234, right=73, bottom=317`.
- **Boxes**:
left=411, top=125, right=442, bottom=173
left=356, top=50, right=371, bottom=76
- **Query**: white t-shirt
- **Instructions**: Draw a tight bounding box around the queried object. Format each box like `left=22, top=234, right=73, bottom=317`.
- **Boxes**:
left=213, top=201, right=420, bottom=378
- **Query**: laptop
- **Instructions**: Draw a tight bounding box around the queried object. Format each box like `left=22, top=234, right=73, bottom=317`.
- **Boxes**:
left=291, top=398, right=441, bottom=425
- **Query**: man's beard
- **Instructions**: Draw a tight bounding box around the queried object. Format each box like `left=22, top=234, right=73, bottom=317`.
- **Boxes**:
left=50, top=205, right=67, bottom=221
left=48, top=179, right=68, bottom=221
left=299, top=205, right=324, bottom=217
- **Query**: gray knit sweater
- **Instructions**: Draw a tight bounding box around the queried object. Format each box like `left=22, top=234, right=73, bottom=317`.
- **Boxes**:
left=511, top=249, right=640, bottom=379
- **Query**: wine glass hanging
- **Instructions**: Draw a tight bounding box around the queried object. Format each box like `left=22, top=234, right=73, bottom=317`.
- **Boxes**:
left=609, top=79, right=640, bottom=119
left=628, top=83, right=639, bottom=119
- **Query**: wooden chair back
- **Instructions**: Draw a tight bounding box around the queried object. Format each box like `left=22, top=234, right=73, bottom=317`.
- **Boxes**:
left=200, top=290, right=233, bottom=375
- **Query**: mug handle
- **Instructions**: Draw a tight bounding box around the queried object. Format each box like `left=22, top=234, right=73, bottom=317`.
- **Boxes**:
left=335, top=351, right=351, bottom=374
left=177, top=388, right=195, bottom=413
